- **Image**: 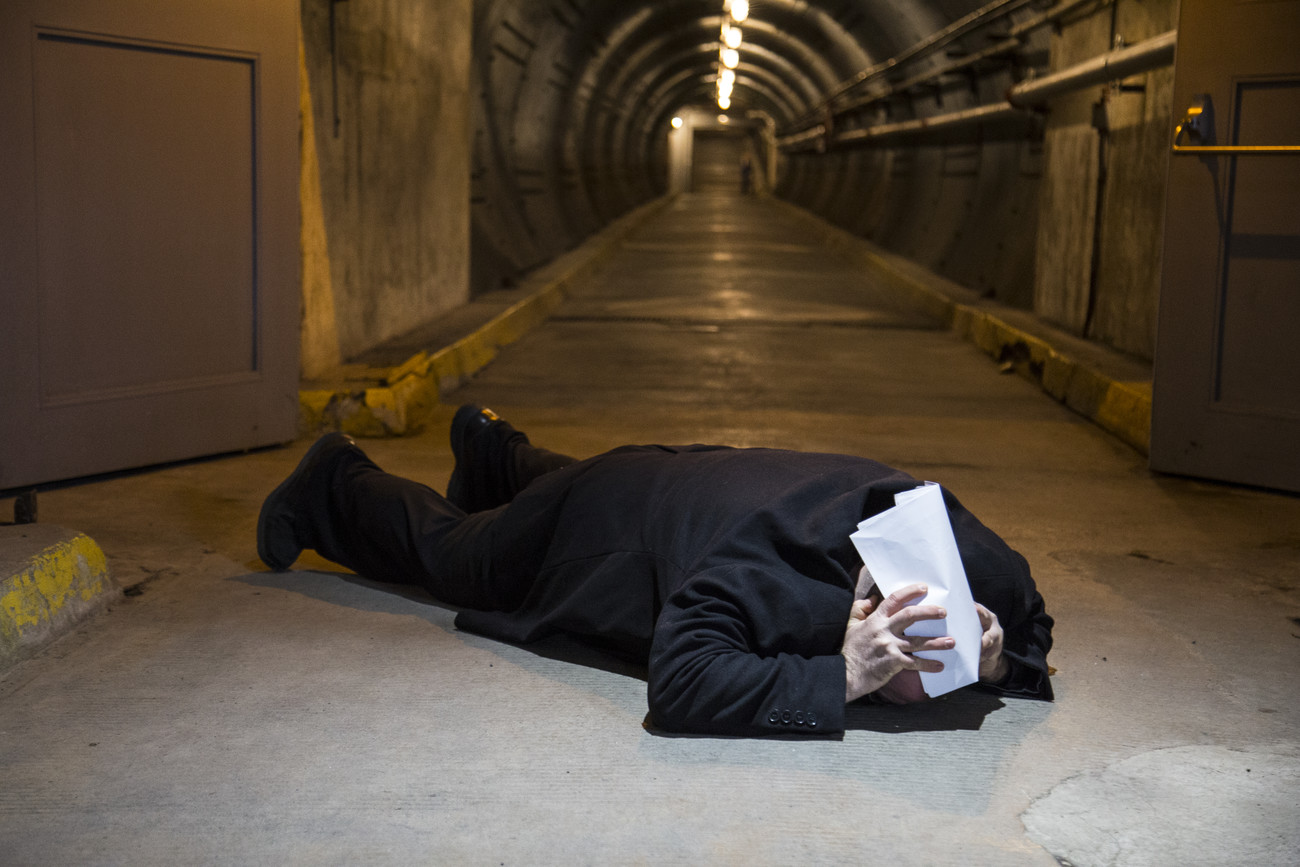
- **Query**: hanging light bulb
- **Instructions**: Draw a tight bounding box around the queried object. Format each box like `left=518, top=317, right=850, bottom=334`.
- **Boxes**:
left=720, top=47, right=739, bottom=69
left=671, top=116, right=683, bottom=129
left=730, top=0, right=749, bottom=23
left=724, top=25, right=743, bottom=50
left=719, top=68, right=736, bottom=88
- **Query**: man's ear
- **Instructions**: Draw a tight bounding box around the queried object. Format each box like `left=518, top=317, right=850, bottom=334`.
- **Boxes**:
left=876, top=670, right=928, bottom=704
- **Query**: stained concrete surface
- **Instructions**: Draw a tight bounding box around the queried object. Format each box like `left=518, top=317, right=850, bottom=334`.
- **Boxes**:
left=2, top=193, right=1298, bottom=865
left=300, top=0, right=473, bottom=363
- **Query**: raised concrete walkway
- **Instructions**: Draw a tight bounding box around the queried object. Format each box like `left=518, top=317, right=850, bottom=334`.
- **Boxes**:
left=2, top=192, right=1295, bottom=865
left=295, top=193, right=1152, bottom=452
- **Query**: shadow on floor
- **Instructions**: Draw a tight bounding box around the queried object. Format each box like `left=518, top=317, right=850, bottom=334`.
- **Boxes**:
left=236, top=568, right=1014, bottom=737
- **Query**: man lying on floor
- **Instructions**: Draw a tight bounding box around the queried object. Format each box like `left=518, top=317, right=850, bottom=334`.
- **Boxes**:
left=257, top=405, right=1054, bottom=737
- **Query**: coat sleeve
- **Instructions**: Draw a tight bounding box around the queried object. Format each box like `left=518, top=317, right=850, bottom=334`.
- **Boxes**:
left=646, top=564, right=850, bottom=736
left=944, top=493, right=1055, bottom=701
left=975, top=553, right=1055, bottom=701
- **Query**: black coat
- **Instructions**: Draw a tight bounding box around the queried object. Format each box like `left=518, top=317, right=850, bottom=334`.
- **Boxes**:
left=455, top=445, right=1053, bottom=736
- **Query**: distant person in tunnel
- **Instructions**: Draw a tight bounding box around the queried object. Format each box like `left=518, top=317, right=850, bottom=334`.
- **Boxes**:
left=740, top=154, right=753, bottom=194
left=257, top=405, right=1053, bottom=736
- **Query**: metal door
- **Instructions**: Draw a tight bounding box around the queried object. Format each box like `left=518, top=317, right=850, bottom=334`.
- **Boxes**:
left=0, top=0, right=299, bottom=489
left=692, top=130, right=747, bottom=192
left=1150, top=0, right=1300, bottom=492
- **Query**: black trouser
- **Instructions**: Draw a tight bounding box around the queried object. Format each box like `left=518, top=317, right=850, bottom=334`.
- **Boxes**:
left=306, top=431, right=576, bottom=609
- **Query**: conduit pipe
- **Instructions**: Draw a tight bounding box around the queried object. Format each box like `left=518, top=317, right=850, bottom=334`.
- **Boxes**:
left=1006, top=29, right=1177, bottom=107
left=833, top=0, right=1107, bottom=118
left=786, top=0, right=1138, bottom=134
left=1006, top=0, right=1101, bottom=40
left=835, top=101, right=1023, bottom=146
left=779, top=29, right=1178, bottom=153
left=780, top=124, right=826, bottom=150
left=797, top=0, right=1037, bottom=124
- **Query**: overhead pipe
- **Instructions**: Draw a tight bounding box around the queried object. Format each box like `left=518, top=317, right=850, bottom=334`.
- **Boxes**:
left=781, top=102, right=1024, bottom=152
left=834, top=102, right=1024, bottom=147
left=779, top=123, right=827, bottom=151
left=834, top=0, right=1104, bottom=118
left=1006, top=0, right=1101, bottom=40
left=788, top=0, right=1037, bottom=129
left=786, top=0, right=1128, bottom=134
left=1006, top=30, right=1177, bottom=107
left=835, top=37, right=1019, bottom=117
left=780, top=30, right=1178, bottom=153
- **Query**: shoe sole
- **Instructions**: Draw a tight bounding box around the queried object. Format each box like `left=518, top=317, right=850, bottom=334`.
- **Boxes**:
left=256, top=433, right=354, bottom=570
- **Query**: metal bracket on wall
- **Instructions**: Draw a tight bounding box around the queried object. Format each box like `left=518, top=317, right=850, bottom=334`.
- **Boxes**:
left=1173, top=93, right=1300, bottom=155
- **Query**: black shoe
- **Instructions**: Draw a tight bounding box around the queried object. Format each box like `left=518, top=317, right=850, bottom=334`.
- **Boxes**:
left=257, top=433, right=357, bottom=570
left=446, top=404, right=510, bottom=513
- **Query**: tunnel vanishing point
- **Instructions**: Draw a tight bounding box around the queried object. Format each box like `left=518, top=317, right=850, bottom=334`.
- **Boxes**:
left=3, top=0, right=1296, bottom=494
left=299, top=0, right=1178, bottom=377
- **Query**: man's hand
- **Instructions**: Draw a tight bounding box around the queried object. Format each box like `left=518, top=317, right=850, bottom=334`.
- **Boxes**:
left=841, top=583, right=954, bottom=703
left=975, top=603, right=1010, bottom=683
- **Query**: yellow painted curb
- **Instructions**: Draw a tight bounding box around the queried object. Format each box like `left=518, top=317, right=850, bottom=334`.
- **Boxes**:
left=1, top=530, right=116, bottom=667
left=300, top=195, right=675, bottom=438
left=772, top=199, right=1153, bottom=455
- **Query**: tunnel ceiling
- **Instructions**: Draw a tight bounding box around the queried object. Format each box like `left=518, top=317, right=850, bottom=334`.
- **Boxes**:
left=525, top=0, right=983, bottom=136
left=471, top=0, right=1044, bottom=290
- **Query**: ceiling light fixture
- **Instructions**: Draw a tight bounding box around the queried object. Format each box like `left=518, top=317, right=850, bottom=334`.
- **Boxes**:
left=717, top=2, right=748, bottom=111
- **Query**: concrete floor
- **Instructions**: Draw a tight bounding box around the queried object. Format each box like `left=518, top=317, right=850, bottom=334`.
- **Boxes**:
left=2, top=193, right=1298, bottom=865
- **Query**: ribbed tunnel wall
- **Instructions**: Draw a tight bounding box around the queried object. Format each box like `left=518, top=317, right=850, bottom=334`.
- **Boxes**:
left=469, top=0, right=881, bottom=294
left=468, top=0, right=1175, bottom=361
left=304, top=0, right=1175, bottom=372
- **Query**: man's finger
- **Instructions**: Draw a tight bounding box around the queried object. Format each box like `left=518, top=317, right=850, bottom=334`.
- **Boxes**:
left=905, top=635, right=955, bottom=654
left=906, top=655, right=945, bottom=674
left=876, top=584, right=929, bottom=616
left=890, top=603, right=947, bottom=633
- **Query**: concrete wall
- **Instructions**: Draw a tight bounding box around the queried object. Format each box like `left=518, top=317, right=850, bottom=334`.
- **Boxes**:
left=775, top=11, right=1049, bottom=314
left=777, top=0, right=1176, bottom=362
left=1081, top=1, right=1177, bottom=360
left=1033, top=0, right=1175, bottom=359
left=299, top=0, right=472, bottom=374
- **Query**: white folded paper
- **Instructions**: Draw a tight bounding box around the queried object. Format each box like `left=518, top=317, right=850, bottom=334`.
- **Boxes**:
left=848, top=483, right=981, bottom=697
